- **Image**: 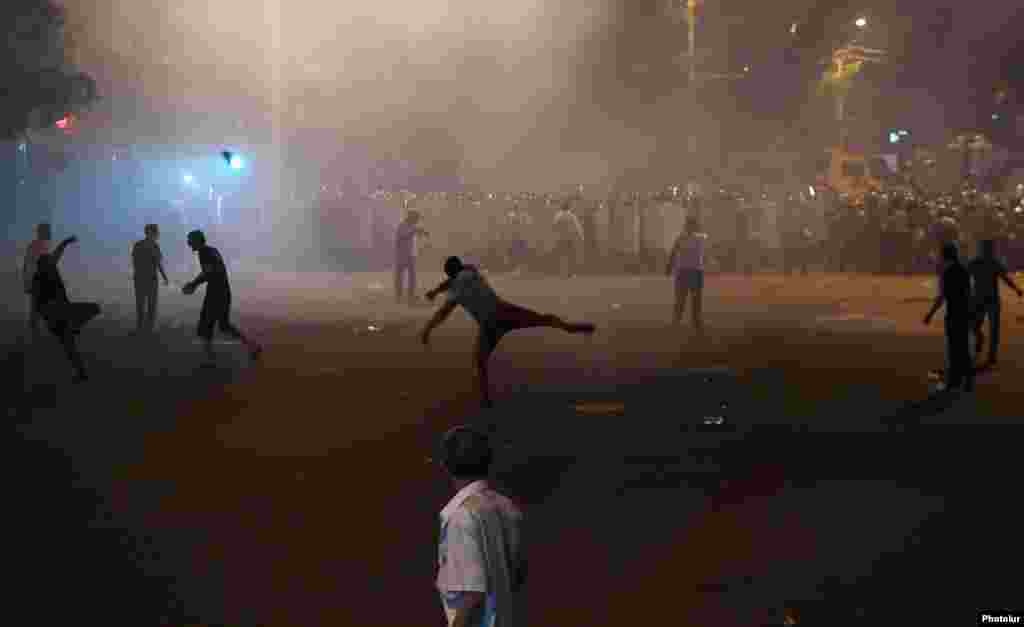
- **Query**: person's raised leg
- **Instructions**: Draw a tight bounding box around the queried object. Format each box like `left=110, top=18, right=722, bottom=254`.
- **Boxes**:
left=501, top=301, right=595, bottom=335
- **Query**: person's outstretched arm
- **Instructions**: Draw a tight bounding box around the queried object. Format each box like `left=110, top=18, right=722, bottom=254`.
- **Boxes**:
left=426, top=278, right=453, bottom=301
left=186, top=253, right=224, bottom=290
left=51, top=236, right=77, bottom=265
left=998, top=265, right=1023, bottom=297
left=420, top=300, right=457, bottom=344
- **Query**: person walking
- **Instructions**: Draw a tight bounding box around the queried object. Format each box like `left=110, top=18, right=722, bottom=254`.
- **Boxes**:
left=434, top=425, right=526, bottom=627
left=181, top=230, right=262, bottom=367
left=22, top=223, right=52, bottom=342
left=395, top=210, right=428, bottom=305
left=666, top=216, right=707, bottom=330
left=131, top=224, right=170, bottom=334
left=924, top=242, right=974, bottom=393
left=968, top=239, right=1023, bottom=367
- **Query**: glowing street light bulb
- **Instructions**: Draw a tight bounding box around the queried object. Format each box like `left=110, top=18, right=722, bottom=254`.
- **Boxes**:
left=855, top=17, right=867, bottom=28
left=183, top=173, right=194, bottom=184
left=229, top=155, right=243, bottom=170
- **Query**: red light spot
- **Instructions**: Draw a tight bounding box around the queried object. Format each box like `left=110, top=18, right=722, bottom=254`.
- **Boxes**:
left=55, top=117, right=70, bottom=129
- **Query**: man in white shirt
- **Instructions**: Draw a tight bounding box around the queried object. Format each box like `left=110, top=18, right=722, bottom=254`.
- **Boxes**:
left=420, top=256, right=595, bottom=408
left=666, top=216, right=707, bottom=330
left=435, top=426, right=526, bottom=627
left=552, top=202, right=584, bottom=278
left=22, top=223, right=53, bottom=342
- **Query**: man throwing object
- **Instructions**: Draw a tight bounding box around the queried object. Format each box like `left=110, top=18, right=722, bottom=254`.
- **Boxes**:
left=421, top=256, right=596, bottom=408
left=182, top=230, right=262, bottom=367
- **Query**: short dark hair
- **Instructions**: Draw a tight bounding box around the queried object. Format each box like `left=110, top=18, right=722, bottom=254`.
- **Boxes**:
left=941, top=242, right=959, bottom=261
left=440, top=426, right=493, bottom=479
left=444, top=256, right=464, bottom=278
left=187, top=230, right=206, bottom=245
left=145, top=223, right=158, bottom=235
left=980, top=239, right=995, bottom=256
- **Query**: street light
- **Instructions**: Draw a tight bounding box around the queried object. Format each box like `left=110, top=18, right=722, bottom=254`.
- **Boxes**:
left=855, top=17, right=867, bottom=28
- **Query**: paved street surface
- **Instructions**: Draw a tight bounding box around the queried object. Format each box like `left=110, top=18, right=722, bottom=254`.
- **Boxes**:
left=5, top=271, right=1022, bottom=625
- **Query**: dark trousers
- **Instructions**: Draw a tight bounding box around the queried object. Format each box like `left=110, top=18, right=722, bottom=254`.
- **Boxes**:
left=134, top=278, right=159, bottom=332
left=394, top=258, right=417, bottom=303
left=974, top=299, right=1001, bottom=362
left=945, top=316, right=974, bottom=390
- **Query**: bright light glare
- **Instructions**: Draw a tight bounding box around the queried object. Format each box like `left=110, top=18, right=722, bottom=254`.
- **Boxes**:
left=183, top=174, right=194, bottom=184
left=855, top=17, right=867, bottom=28
left=229, top=156, right=244, bottom=169
left=808, top=186, right=816, bottom=198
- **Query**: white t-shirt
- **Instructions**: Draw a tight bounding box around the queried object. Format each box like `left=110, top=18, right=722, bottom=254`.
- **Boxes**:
left=437, top=480, right=525, bottom=627
left=447, top=268, right=500, bottom=325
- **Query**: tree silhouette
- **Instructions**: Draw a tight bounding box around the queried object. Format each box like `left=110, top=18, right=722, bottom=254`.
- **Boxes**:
left=1, top=0, right=98, bottom=140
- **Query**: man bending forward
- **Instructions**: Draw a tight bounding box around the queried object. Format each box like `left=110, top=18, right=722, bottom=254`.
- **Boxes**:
left=421, top=256, right=595, bottom=408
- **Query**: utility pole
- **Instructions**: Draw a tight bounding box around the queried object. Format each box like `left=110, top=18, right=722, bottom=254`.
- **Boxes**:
left=264, top=0, right=283, bottom=240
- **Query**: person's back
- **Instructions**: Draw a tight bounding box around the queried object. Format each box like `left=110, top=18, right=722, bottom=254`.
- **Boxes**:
left=132, top=237, right=162, bottom=281
left=197, top=244, right=230, bottom=295
left=442, top=486, right=525, bottom=626
left=448, top=265, right=500, bottom=324
left=968, top=253, right=1007, bottom=304
left=32, top=254, right=68, bottom=309
left=941, top=260, right=971, bottom=320
left=672, top=230, right=707, bottom=273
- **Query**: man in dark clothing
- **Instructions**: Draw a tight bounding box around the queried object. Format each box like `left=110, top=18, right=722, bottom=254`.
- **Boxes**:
left=131, top=223, right=170, bottom=334
left=182, top=230, right=262, bottom=367
left=968, top=239, right=1022, bottom=366
left=923, top=243, right=974, bottom=393
left=31, top=235, right=101, bottom=382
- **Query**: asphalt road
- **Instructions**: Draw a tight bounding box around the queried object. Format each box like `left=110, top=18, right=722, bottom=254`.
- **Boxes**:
left=5, top=271, right=1022, bottom=626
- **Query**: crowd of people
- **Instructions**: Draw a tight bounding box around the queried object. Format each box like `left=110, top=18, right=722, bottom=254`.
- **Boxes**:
left=14, top=178, right=1024, bottom=627
left=19, top=222, right=262, bottom=381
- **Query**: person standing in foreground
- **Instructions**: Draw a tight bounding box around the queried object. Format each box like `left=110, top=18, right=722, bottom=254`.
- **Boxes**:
left=22, top=223, right=52, bottom=342
left=395, top=210, right=428, bottom=305
left=666, top=216, right=707, bottom=330
left=181, top=230, right=262, bottom=367
left=31, top=235, right=101, bottom=382
left=923, top=242, right=974, bottom=393
left=420, top=256, right=595, bottom=408
left=968, top=239, right=1022, bottom=367
left=131, top=224, right=170, bottom=335
left=436, top=426, right=526, bottom=627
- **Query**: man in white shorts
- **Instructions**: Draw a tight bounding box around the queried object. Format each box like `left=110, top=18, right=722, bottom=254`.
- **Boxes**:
left=420, top=256, right=595, bottom=408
